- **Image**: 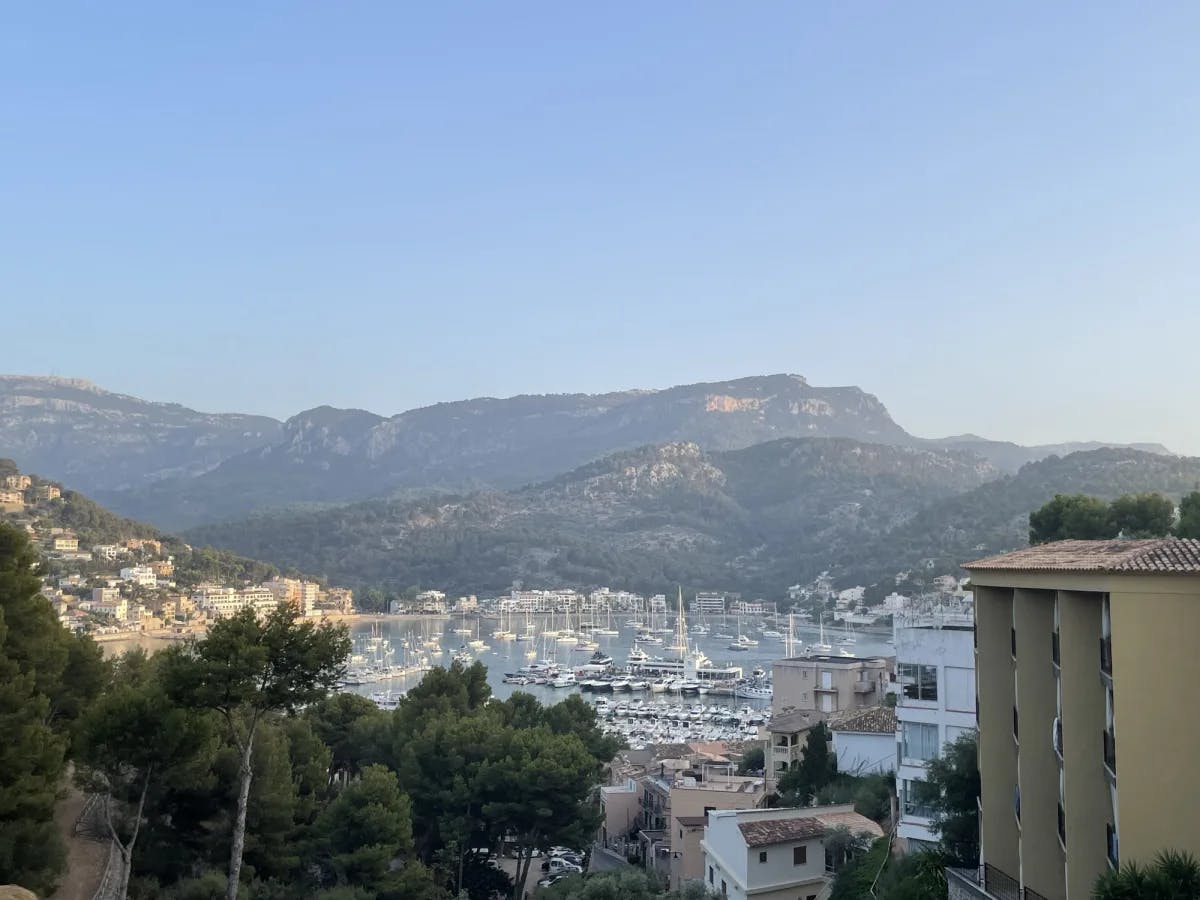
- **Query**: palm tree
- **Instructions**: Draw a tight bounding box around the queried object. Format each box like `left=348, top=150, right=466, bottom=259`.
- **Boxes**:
left=1093, top=850, right=1200, bottom=900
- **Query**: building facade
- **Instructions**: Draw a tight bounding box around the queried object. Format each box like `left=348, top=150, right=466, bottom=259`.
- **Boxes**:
left=954, top=539, right=1200, bottom=900
left=828, top=706, right=897, bottom=776
left=700, top=805, right=883, bottom=900
left=893, top=602, right=977, bottom=851
left=772, top=654, right=892, bottom=718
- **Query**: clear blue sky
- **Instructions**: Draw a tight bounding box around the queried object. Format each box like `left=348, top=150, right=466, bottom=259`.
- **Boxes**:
left=4, top=3, right=1199, bottom=452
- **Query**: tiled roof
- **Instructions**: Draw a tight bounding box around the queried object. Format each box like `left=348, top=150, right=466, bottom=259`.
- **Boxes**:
left=827, top=706, right=897, bottom=735
left=767, top=710, right=818, bottom=733
left=813, top=810, right=884, bottom=838
left=738, top=817, right=826, bottom=847
left=965, top=539, right=1200, bottom=574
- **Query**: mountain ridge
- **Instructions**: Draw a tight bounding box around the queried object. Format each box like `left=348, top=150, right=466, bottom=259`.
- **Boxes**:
left=183, top=443, right=1200, bottom=599
left=1, top=373, right=1174, bottom=530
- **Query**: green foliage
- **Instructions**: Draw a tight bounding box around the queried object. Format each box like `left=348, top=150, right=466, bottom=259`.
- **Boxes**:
left=163, top=605, right=352, bottom=900
left=1177, top=491, right=1200, bottom=539
left=813, top=772, right=893, bottom=824
left=736, top=744, right=765, bottom=774
left=1029, top=491, right=1178, bottom=544
left=828, top=837, right=889, bottom=900
left=311, top=764, right=415, bottom=890
left=777, top=723, right=835, bottom=805
left=305, top=692, right=385, bottom=783
left=914, top=731, right=980, bottom=865
left=0, top=522, right=110, bottom=894
left=873, top=849, right=947, bottom=900
left=1029, top=493, right=1119, bottom=543
left=1110, top=492, right=1176, bottom=538
left=1093, top=849, right=1200, bottom=899
left=540, top=869, right=717, bottom=899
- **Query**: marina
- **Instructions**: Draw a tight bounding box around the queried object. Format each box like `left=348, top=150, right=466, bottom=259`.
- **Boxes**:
left=339, top=604, right=895, bottom=747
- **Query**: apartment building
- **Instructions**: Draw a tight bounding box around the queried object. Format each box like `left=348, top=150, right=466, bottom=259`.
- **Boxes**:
left=953, top=539, right=1200, bottom=900
left=700, top=805, right=883, bottom=900
left=772, top=654, right=892, bottom=718
left=623, top=763, right=768, bottom=889
left=3, top=474, right=32, bottom=490
left=893, top=601, right=977, bottom=851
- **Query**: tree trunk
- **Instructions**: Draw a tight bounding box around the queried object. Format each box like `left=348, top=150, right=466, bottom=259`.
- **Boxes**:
left=117, top=767, right=151, bottom=900
left=226, top=729, right=257, bottom=900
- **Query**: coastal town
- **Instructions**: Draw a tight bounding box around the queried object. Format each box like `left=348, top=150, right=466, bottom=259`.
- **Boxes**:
left=0, top=465, right=355, bottom=643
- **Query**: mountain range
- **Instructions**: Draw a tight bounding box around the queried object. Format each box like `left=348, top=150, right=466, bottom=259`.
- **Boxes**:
left=183, top=442, right=1200, bottom=598
left=0, top=374, right=1171, bottom=530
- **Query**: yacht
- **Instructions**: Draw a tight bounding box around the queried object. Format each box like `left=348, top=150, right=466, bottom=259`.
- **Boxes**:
left=727, top=634, right=757, bottom=651
left=627, top=646, right=650, bottom=664
left=588, top=649, right=615, bottom=667
left=610, top=675, right=633, bottom=691
left=761, top=629, right=784, bottom=640
left=649, top=677, right=670, bottom=693
left=550, top=672, right=576, bottom=688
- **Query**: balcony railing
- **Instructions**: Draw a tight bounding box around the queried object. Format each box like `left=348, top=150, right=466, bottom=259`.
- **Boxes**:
left=1103, top=729, right=1117, bottom=777
left=1057, top=803, right=1066, bottom=847
left=947, top=864, right=1049, bottom=900
left=852, top=681, right=874, bottom=693
left=1100, top=636, right=1113, bottom=676
left=1051, top=631, right=1060, bottom=667
left=984, top=863, right=1023, bottom=900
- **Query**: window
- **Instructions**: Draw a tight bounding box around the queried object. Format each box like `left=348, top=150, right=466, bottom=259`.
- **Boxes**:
left=721, top=880, right=727, bottom=897
left=902, top=722, right=939, bottom=761
left=897, top=663, right=938, bottom=701
left=759, top=851, right=767, bottom=863
left=1013, top=706, right=1019, bottom=741
left=708, top=866, right=713, bottom=885
left=793, top=845, right=807, bottom=865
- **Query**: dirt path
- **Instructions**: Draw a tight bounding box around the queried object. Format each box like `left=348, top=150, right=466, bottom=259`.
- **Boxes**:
left=50, top=785, right=108, bottom=900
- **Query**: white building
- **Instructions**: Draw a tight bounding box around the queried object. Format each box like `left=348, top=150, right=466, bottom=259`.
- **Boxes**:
left=693, top=593, right=726, bottom=615
left=119, top=565, right=158, bottom=588
left=700, top=805, right=883, bottom=900
left=92, top=544, right=125, bottom=561
left=828, top=706, right=898, bottom=776
left=892, top=599, right=977, bottom=851
left=90, top=596, right=129, bottom=622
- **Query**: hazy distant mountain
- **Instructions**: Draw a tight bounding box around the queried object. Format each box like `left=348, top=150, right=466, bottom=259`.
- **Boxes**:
left=835, top=447, right=1200, bottom=586
left=0, top=375, right=281, bottom=493
left=186, top=444, right=1200, bottom=597
left=184, top=437, right=1000, bottom=595
left=0, top=373, right=1174, bottom=530
left=924, top=434, right=1174, bottom=472
left=98, top=374, right=918, bottom=528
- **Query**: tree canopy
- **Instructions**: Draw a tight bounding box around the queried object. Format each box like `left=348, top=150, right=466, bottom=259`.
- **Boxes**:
left=1029, top=491, right=1182, bottom=543
left=914, top=730, right=980, bottom=866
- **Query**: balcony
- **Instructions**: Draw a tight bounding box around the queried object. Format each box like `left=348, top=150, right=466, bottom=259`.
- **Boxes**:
left=1100, top=636, right=1113, bottom=677
left=1103, top=729, right=1117, bottom=778
left=852, top=681, right=874, bottom=694
left=946, top=864, right=1050, bottom=900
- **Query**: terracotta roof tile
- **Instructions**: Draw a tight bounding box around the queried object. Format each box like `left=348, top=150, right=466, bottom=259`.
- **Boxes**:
left=965, top=538, right=1200, bottom=574
left=738, top=817, right=826, bottom=847
left=827, top=706, right=897, bottom=735
left=813, top=811, right=885, bottom=838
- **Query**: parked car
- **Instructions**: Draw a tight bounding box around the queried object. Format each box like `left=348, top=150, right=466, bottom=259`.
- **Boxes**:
left=541, top=857, right=583, bottom=876
left=540, top=854, right=582, bottom=871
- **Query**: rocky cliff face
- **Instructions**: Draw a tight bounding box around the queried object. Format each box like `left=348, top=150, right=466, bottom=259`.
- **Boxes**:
left=0, top=375, right=281, bottom=493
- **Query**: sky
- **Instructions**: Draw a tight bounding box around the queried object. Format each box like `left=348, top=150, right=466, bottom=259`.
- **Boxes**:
left=4, top=3, right=1200, bottom=453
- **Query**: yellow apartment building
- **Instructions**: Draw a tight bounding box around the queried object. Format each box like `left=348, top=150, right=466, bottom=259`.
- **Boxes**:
left=953, top=538, right=1200, bottom=900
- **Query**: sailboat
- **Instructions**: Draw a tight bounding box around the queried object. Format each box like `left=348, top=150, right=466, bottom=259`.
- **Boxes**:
left=452, top=612, right=472, bottom=636
left=727, top=614, right=758, bottom=651
left=665, top=589, right=689, bottom=654
left=839, top=619, right=857, bottom=645
left=812, top=614, right=834, bottom=654
left=492, top=606, right=516, bottom=640
left=593, top=604, right=619, bottom=637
